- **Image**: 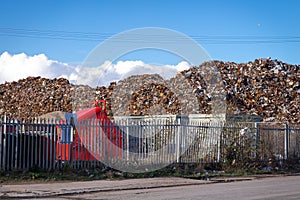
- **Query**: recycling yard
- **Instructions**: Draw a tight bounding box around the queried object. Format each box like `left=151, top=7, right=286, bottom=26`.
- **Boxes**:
left=0, top=58, right=299, bottom=123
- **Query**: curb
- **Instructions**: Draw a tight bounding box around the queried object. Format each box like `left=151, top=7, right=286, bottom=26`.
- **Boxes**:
left=0, top=178, right=213, bottom=199
left=1, top=174, right=299, bottom=199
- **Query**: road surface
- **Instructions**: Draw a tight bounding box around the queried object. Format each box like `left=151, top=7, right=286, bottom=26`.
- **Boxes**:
left=43, top=175, right=300, bottom=200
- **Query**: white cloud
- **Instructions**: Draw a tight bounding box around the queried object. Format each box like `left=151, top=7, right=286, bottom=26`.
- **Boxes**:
left=0, top=51, right=191, bottom=87
left=77, top=60, right=191, bottom=87
left=0, top=51, right=78, bottom=84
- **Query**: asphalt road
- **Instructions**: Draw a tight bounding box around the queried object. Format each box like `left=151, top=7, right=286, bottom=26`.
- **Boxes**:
left=45, top=175, right=300, bottom=200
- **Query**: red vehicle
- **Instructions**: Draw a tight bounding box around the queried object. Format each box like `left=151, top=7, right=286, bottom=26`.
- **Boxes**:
left=56, top=100, right=123, bottom=163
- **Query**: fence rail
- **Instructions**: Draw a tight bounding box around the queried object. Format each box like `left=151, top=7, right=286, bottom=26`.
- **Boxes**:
left=0, top=115, right=299, bottom=171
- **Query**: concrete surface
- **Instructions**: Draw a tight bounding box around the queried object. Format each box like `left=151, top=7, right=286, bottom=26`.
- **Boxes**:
left=0, top=175, right=299, bottom=199
left=70, top=175, right=300, bottom=200
left=0, top=177, right=211, bottom=198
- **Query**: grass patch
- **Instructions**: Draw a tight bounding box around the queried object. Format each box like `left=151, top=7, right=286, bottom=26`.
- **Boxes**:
left=0, top=161, right=299, bottom=184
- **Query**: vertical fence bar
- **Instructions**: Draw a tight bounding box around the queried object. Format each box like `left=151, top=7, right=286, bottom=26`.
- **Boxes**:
left=10, top=119, right=15, bottom=170
left=48, top=119, right=52, bottom=170
left=5, top=117, right=9, bottom=170
left=2, top=116, right=7, bottom=170
left=53, top=119, right=57, bottom=170
left=91, top=119, right=94, bottom=167
left=36, top=119, right=41, bottom=169
left=7, top=117, right=11, bottom=170
left=26, top=120, right=30, bottom=170
left=284, top=123, right=289, bottom=160
left=65, top=123, right=69, bottom=169
left=32, top=120, right=35, bottom=168
left=21, top=120, right=25, bottom=170
left=6, top=117, right=9, bottom=170
left=126, top=119, right=129, bottom=162
left=155, top=118, right=158, bottom=165
left=74, top=122, right=77, bottom=169
left=45, top=120, right=49, bottom=170
left=18, top=122, right=23, bottom=170
left=44, top=119, right=50, bottom=170
left=76, top=121, right=80, bottom=169
left=43, top=120, right=46, bottom=170
left=109, top=119, right=113, bottom=165
left=40, top=120, right=43, bottom=169
left=0, top=118, right=2, bottom=169
left=175, top=117, right=179, bottom=163
left=178, top=116, right=183, bottom=163
left=138, top=119, right=141, bottom=164
left=87, top=119, right=91, bottom=168
left=64, top=124, right=68, bottom=168
left=83, top=120, right=87, bottom=169
left=0, top=116, right=3, bottom=170
left=218, top=121, right=223, bottom=163
left=106, top=119, right=109, bottom=165
left=57, top=122, right=61, bottom=169
left=98, top=119, right=102, bottom=167
left=102, top=119, right=106, bottom=166
left=49, top=119, right=53, bottom=170
left=255, top=122, right=260, bottom=160
left=14, top=119, right=18, bottom=169
left=38, top=120, right=42, bottom=169
left=93, top=119, right=96, bottom=168
left=52, top=119, right=59, bottom=169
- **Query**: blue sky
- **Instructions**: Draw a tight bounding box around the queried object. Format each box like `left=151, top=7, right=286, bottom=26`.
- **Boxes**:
left=0, top=0, right=300, bottom=84
left=1, top=0, right=299, bottom=64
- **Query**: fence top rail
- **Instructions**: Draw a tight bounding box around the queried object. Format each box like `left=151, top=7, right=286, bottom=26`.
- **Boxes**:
left=0, top=115, right=299, bottom=128
left=112, top=113, right=226, bottom=120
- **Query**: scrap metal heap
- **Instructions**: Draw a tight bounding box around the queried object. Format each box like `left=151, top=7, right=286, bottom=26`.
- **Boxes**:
left=0, top=58, right=299, bottom=123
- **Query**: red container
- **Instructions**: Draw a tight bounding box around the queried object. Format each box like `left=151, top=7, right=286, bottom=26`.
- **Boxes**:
left=56, top=100, right=123, bottom=162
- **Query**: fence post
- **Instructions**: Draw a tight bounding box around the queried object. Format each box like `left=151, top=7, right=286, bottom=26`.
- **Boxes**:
left=126, top=118, right=129, bottom=161
left=3, top=116, right=7, bottom=170
left=14, top=118, right=18, bottom=169
left=218, top=121, right=222, bottom=163
left=0, top=115, right=4, bottom=170
left=284, top=123, right=289, bottom=160
left=175, top=115, right=181, bottom=163
left=255, top=122, right=260, bottom=160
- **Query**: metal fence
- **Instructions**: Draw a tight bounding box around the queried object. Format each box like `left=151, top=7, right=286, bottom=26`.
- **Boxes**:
left=0, top=115, right=299, bottom=171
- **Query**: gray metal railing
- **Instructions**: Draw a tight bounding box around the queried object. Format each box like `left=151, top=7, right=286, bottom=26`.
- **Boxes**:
left=0, top=115, right=299, bottom=171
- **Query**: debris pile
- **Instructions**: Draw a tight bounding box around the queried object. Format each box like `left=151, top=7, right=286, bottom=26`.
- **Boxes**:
left=177, top=58, right=300, bottom=122
left=217, top=58, right=300, bottom=123
left=110, top=74, right=181, bottom=116
left=0, top=77, right=73, bottom=119
left=0, top=58, right=299, bottom=123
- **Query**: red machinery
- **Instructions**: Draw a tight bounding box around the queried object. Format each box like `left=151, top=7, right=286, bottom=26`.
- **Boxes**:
left=56, top=100, right=123, bottom=163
